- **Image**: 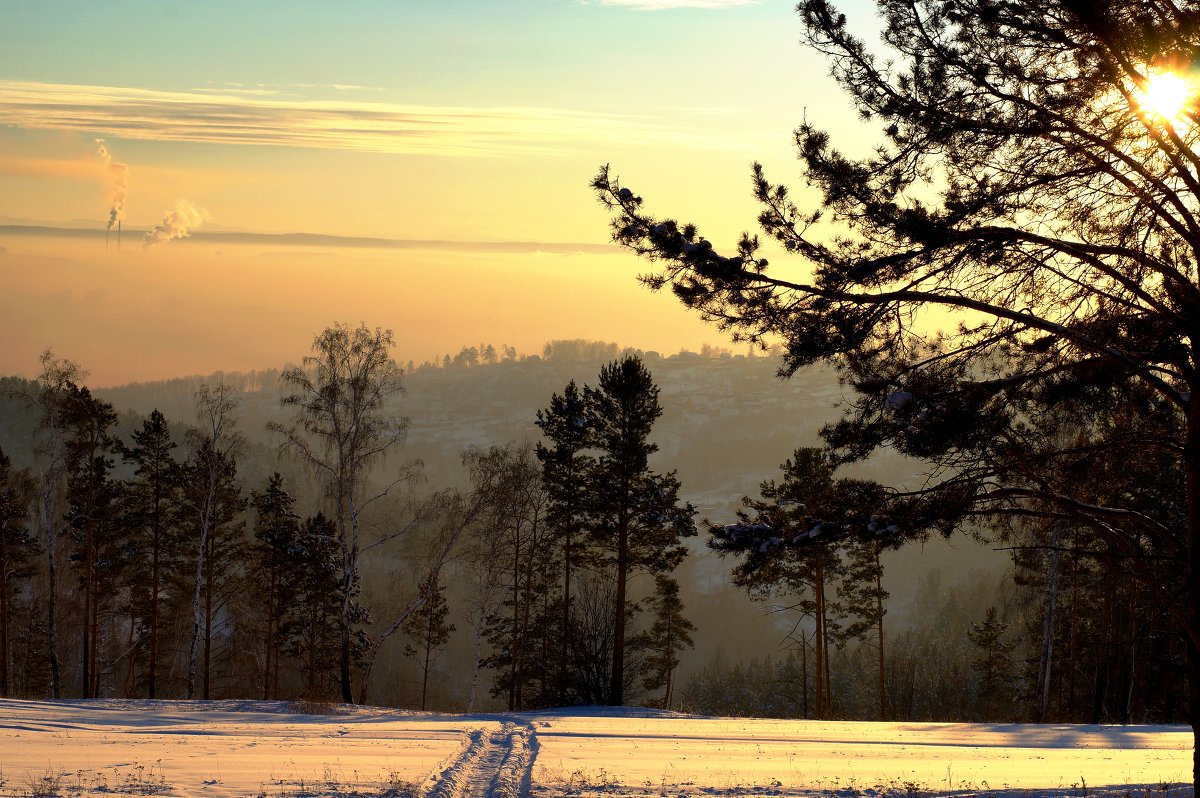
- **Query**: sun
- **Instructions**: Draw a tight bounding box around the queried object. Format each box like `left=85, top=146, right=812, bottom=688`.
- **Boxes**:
left=1139, top=71, right=1194, bottom=122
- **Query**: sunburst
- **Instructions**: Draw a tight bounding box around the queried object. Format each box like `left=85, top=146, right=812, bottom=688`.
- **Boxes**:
left=1138, top=71, right=1194, bottom=123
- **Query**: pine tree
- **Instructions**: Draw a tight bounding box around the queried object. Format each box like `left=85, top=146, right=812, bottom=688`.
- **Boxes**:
left=968, top=606, right=1015, bottom=720
left=249, top=473, right=300, bottom=700
left=712, top=448, right=889, bottom=719
left=630, top=575, right=695, bottom=709
left=586, top=356, right=696, bottom=705
left=0, top=447, right=36, bottom=697
left=402, top=575, right=455, bottom=711
left=122, top=409, right=181, bottom=699
left=61, top=385, right=122, bottom=698
left=535, top=379, right=593, bottom=703
left=283, top=512, right=343, bottom=699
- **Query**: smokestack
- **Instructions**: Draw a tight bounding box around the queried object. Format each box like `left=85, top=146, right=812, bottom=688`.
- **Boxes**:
left=95, top=139, right=129, bottom=236
left=118, top=219, right=122, bottom=250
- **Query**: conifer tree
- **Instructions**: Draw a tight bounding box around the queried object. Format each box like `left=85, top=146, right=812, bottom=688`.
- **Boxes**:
left=968, top=606, right=1015, bottom=720
left=714, top=448, right=888, bottom=719
left=249, top=473, right=300, bottom=699
left=122, top=409, right=181, bottom=698
left=586, top=356, right=696, bottom=706
left=0, top=447, right=36, bottom=697
left=630, top=575, right=695, bottom=709
left=61, top=385, right=122, bottom=698
left=283, top=512, right=343, bottom=698
left=535, top=379, right=593, bottom=702
left=402, top=574, right=455, bottom=711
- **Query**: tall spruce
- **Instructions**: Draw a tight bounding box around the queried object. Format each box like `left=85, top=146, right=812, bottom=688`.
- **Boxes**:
left=283, top=512, right=343, bottom=698
left=629, top=575, right=695, bottom=710
left=586, top=356, right=696, bottom=706
left=535, top=380, right=592, bottom=703
left=122, top=409, right=181, bottom=698
left=61, top=385, right=122, bottom=698
left=401, top=574, right=455, bottom=711
left=249, top=473, right=301, bottom=699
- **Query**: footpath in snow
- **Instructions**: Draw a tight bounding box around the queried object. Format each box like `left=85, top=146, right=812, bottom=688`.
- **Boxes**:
left=0, top=699, right=1191, bottom=798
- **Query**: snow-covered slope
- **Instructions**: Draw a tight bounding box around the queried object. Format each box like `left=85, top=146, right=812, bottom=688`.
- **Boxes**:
left=0, top=700, right=1190, bottom=798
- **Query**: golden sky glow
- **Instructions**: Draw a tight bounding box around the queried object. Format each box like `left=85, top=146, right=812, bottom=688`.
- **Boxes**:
left=0, top=0, right=881, bottom=385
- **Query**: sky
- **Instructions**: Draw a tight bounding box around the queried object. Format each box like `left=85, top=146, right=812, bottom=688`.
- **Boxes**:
left=0, top=0, right=884, bottom=385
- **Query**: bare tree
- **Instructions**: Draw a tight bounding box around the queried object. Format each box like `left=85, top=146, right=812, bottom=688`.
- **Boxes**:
left=270, top=323, right=411, bottom=703
left=31, top=350, right=88, bottom=698
left=184, top=383, right=243, bottom=700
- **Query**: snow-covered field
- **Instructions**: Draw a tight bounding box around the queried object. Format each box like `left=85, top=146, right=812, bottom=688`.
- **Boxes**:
left=0, top=699, right=1191, bottom=798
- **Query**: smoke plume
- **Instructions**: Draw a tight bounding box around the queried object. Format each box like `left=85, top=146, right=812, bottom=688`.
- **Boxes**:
left=95, top=138, right=128, bottom=230
left=143, top=200, right=207, bottom=246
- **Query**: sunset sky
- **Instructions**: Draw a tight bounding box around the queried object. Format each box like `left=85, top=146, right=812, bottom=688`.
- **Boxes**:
left=0, top=0, right=881, bottom=385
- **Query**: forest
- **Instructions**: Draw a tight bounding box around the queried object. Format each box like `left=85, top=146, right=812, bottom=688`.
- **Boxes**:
left=0, top=329, right=1184, bottom=725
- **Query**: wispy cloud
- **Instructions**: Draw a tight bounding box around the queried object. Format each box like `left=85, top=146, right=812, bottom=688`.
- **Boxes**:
left=0, top=80, right=748, bottom=157
left=598, top=0, right=759, bottom=9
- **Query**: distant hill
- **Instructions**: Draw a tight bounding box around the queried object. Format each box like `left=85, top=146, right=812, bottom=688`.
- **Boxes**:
left=0, top=223, right=616, bottom=254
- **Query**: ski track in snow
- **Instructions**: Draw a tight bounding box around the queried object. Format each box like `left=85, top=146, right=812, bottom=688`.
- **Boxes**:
left=421, top=721, right=535, bottom=798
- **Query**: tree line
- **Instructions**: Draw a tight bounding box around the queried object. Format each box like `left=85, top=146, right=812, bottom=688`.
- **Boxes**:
left=0, top=329, right=699, bottom=708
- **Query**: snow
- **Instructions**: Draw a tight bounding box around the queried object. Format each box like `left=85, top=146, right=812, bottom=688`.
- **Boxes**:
left=0, top=699, right=1191, bottom=798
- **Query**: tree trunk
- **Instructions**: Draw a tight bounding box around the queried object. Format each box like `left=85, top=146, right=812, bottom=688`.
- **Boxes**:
left=1035, top=524, right=1063, bottom=723
left=46, top=514, right=60, bottom=699
left=561, top=522, right=573, bottom=705
left=186, top=476, right=214, bottom=700
left=149, top=515, right=160, bottom=699
left=421, top=640, right=431, bottom=711
left=0, top=536, right=8, bottom=696
left=1184, top=390, right=1200, bottom=793
left=468, top=601, right=484, bottom=713
left=203, top=525, right=214, bottom=700
left=83, top=478, right=95, bottom=698
left=875, top=556, right=886, bottom=721
left=610, top=504, right=629, bottom=706
left=510, top=520, right=521, bottom=711
left=813, top=562, right=825, bottom=720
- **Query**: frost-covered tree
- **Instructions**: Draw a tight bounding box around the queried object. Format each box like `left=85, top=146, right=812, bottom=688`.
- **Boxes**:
left=595, top=0, right=1200, bottom=782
